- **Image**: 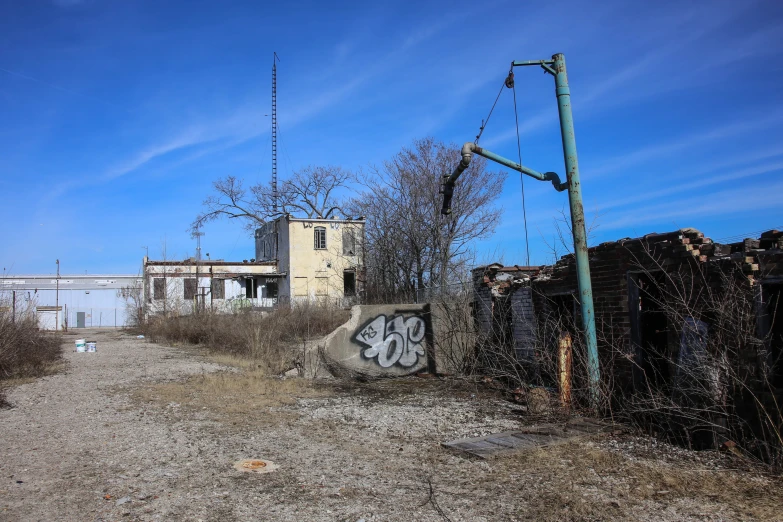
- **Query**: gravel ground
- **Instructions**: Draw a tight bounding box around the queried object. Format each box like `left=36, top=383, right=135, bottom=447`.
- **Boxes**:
left=1, top=329, right=781, bottom=522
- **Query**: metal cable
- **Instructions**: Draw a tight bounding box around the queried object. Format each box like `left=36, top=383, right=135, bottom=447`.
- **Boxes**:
left=512, top=81, right=531, bottom=266
left=475, top=80, right=506, bottom=144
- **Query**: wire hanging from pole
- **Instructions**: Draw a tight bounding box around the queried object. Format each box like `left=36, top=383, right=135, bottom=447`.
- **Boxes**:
left=511, top=74, right=531, bottom=266
left=475, top=80, right=506, bottom=144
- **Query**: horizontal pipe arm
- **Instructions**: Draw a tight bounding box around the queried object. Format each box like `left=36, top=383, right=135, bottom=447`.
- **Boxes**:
left=473, top=145, right=545, bottom=181
left=441, top=142, right=567, bottom=215
left=512, top=59, right=555, bottom=66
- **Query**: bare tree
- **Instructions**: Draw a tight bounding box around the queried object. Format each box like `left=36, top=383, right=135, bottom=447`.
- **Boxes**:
left=117, top=275, right=144, bottom=327
left=349, top=137, right=506, bottom=300
left=192, top=166, right=351, bottom=232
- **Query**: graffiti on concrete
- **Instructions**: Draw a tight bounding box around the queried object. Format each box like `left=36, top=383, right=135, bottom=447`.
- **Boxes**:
left=353, top=314, right=426, bottom=368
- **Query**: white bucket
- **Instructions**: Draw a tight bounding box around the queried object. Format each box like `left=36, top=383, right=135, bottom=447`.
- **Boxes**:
left=75, top=339, right=86, bottom=352
left=86, top=342, right=97, bottom=353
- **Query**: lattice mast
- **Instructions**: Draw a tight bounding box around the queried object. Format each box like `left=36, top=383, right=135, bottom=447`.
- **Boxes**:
left=271, top=52, right=279, bottom=213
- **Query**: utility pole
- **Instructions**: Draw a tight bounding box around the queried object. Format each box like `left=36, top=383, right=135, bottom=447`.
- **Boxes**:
left=442, top=53, right=600, bottom=408
left=192, top=227, right=204, bottom=313
left=55, top=259, right=60, bottom=331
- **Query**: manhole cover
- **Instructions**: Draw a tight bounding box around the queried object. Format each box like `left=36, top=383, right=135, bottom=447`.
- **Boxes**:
left=233, top=459, right=279, bottom=474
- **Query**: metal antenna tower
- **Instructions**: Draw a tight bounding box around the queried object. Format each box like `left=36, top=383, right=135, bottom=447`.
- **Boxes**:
left=272, top=52, right=280, bottom=213
left=192, top=226, right=204, bottom=261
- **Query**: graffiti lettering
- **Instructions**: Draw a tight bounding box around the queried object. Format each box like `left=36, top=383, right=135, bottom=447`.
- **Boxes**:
left=353, top=314, right=426, bottom=368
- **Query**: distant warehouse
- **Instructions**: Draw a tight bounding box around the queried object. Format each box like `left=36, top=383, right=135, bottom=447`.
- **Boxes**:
left=0, top=274, right=139, bottom=330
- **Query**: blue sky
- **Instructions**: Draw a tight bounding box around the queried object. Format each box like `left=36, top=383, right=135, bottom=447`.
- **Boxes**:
left=1, top=0, right=782, bottom=276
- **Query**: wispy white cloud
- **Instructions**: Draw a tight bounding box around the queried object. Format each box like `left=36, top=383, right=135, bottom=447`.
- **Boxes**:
left=596, top=158, right=783, bottom=212
left=481, top=2, right=778, bottom=149
left=590, top=113, right=783, bottom=177
left=600, top=178, right=783, bottom=231
left=103, top=129, right=211, bottom=180
left=103, top=12, right=479, bottom=179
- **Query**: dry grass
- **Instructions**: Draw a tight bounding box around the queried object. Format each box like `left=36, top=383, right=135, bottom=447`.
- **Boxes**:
left=126, top=361, right=783, bottom=521
left=144, top=304, right=349, bottom=374
left=133, top=369, right=333, bottom=426
left=480, top=439, right=783, bottom=521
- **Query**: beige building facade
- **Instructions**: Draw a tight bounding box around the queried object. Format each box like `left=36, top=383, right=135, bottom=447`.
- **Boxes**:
left=255, top=215, right=364, bottom=304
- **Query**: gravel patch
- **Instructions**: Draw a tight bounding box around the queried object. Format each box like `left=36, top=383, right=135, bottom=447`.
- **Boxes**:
left=1, top=329, right=780, bottom=521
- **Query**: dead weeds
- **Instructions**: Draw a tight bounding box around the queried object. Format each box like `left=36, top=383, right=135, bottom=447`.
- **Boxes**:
left=127, top=364, right=783, bottom=520
left=480, top=440, right=783, bottom=521
left=132, top=369, right=333, bottom=426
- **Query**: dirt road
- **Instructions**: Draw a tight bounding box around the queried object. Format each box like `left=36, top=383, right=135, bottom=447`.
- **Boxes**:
left=1, top=330, right=781, bottom=521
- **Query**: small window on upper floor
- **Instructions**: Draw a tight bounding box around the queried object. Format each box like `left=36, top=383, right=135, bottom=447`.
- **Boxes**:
left=314, top=226, right=327, bottom=250
left=342, top=227, right=356, bottom=256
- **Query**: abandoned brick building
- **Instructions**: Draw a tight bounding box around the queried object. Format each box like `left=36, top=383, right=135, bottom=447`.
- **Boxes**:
left=473, top=228, right=783, bottom=448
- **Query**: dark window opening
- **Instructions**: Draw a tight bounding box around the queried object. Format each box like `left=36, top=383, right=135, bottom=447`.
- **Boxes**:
left=184, top=278, right=197, bottom=300
left=153, top=278, right=165, bottom=300
left=314, top=227, right=326, bottom=250
left=245, top=278, right=258, bottom=298
left=344, top=271, right=356, bottom=297
left=211, top=278, right=225, bottom=300
left=342, top=228, right=356, bottom=255
left=265, top=281, right=278, bottom=299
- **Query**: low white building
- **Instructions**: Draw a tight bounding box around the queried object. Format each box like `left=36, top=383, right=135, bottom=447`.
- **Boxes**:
left=0, top=274, right=140, bottom=330
left=142, top=258, right=285, bottom=316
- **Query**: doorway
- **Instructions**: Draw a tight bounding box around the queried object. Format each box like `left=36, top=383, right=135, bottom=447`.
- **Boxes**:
left=629, top=271, right=670, bottom=389
left=343, top=271, right=356, bottom=297
left=245, top=278, right=258, bottom=298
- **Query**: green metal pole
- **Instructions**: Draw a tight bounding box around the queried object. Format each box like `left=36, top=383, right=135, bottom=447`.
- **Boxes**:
left=552, top=53, right=600, bottom=407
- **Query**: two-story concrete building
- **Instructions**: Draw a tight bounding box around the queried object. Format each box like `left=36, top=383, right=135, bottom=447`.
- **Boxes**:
left=255, top=215, right=365, bottom=304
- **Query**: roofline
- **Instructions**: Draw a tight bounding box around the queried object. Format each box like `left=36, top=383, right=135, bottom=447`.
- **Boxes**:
left=1, top=274, right=138, bottom=279
left=471, top=264, right=540, bottom=273
left=286, top=216, right=365, bottom=223
left=144, top=260, right=277, bottom=267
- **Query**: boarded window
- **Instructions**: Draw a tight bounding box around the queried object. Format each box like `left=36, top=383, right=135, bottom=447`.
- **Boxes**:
left=316, top=277, right=328, bottom=296
left=343, top=271, right=356, bottom=297
left=342, top=227, right=356, bottom=255
left=184, top=278, right=197, bottom=300
left=314, top=227, right=326, bottom=249
left=294, top=277, right=308, bottom=296
left=211, top=278, right=225, bottom=299
left=153, top=278, right=165, bottom=300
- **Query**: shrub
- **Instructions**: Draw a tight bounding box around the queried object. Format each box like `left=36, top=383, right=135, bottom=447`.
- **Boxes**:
left=144, top=303, right=349, bottom=374
left=0, top=311, right=62, bottom=406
